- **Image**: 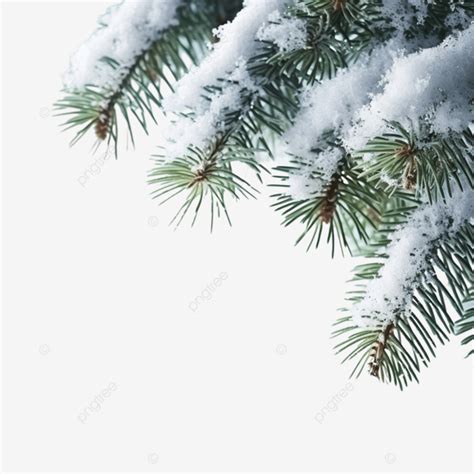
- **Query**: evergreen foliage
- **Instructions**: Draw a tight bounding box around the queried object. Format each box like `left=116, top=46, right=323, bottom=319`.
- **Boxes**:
left=57, top=0, right=474, bottom=389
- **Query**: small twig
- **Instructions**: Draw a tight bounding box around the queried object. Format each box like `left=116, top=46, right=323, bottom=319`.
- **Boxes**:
left=368, top=323, right=395, bottom=378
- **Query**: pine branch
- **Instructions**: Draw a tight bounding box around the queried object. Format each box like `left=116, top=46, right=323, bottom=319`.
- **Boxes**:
left=152, top=0, right=379, bottom=226
left=55, top=2, right=214, bottom=153
left=454, top=287, right=474, bottom=357
left=334, top=192, right=473, bottom=389
left=148, top=133, right=267, bottom=230
left=357, top=122, right=474, bottom=200
left=58, top=0, right=474, bottom=390
left=271, top=152, right=386, bottom=255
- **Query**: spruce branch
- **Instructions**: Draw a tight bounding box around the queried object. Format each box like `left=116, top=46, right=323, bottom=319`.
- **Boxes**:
left=334, top=192, right=473, bottom=389
left=153, top=0, right=379, bottom=226
left=357, top=122, right=474, bottom=200
left=55, top=2, right=216, bottom=153
left=271, top=152, right=385, bottom=255
left=148, top=133, right=267, bottom=230
left=58, top=0, right=474, bottom=389
left=454, top=287, right=474, bottom=358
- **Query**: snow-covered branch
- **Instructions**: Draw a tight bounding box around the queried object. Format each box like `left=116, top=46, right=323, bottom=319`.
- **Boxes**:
left=279, top=43, right=397, bottom=199
left=64, top=0, right=182, bottom=94
left=278, top=21, right=473, bottom=199
left=57, top=0, right=474, bottom=388
left=353, top=187, right=474, bottom=329
left=344, top=23, right=474, bottom=150
left=161, top=0, right=291, bottom=159
left=164, top=0, right=289, bottom=113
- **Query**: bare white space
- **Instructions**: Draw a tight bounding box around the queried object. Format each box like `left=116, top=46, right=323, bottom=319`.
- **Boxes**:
left=1, top=1, right=472, bottom=472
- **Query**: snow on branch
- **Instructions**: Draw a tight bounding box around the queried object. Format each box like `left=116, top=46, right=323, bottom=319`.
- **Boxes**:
left=256, top=10, right=307, bottom=53
left=279, top=44, right=398, bottom=199
left=279, top=22, right=473, bottom=200
left=63, top=0, right=182, bottom=93
left=352, top=187, right=474, bottom=329
left=164, top=0, right=290, bottom=113
left=344, top=23, right=474, bottom=150
left=160, top=0, right=291, bottom=160
left=380, top=0, right=471, bottom=35
left=380, top=0, right=430, bottom=31
left=161, top=61, right=259, bottom=158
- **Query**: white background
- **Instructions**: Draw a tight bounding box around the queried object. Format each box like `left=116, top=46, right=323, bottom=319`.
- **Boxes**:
left=1, top=1, right=472, bottom=472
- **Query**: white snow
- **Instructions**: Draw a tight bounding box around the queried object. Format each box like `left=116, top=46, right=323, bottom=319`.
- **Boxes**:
left=64, top=0, right=473, bottom=201
left=379, top=0, right=429, bottom=31
left=63, top=0, right=181, bottom=93
left=256, top=11, right=307, bottom=53
left=344, top=24, right=474, bottom=150
left=161, top=0, right=291, bottom=160
left=282, top=148, right=343, bottom=200
left=281, top=22, right=474, bottom=197
left=280, top=43, right=398, bottom=199
left=163, top=0, right=290, bottom=114
left=284, top=45, right=396, bottom=158
left=60, top=0, right=474, bottom=332
left=445, top=8, right=472, bottom=30
left=162, top=61, right=259, bottom=158
left=352, top=187, right=474, bottom=328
